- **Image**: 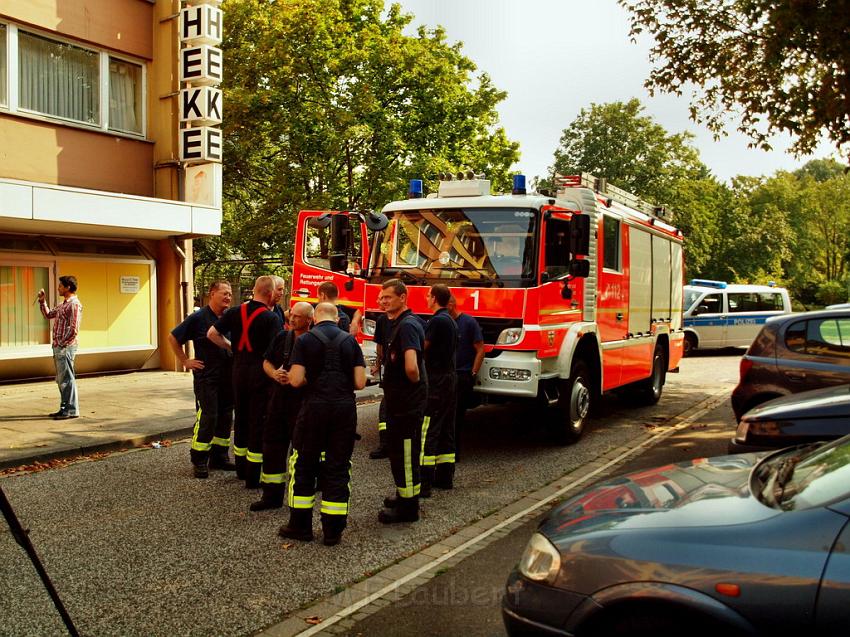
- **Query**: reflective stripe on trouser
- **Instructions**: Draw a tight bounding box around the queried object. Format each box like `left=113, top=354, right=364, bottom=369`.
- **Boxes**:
left=378, top=396, right=387, bottom=432
left=436, top=453, right=456, bottom=464
left=423, top=371, right=457, bottom=468
left=192, top=369, right=234, bottom=453
left=289, top=400, right=357, bottom=517
left=420, top=416, right=434, bottom=466
left=385, top=381, right=426, bottom=500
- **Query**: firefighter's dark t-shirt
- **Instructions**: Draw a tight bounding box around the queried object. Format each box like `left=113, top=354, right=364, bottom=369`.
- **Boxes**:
left=455, top=312, right=484, bottom=373
left=290, top=321, right=365, bottom=395
left=171, top=306, right=230, bottom=376
left=264, top=329, right=298, bottom=370
left=382, top=310, right=426, bottom=385
left=425, top=308, right=457, bottom=374
left=214, top=300, right=282, bottom=365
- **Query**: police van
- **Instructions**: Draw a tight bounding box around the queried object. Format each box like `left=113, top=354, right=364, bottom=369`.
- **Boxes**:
left=683, top=279, right=792, bottom=355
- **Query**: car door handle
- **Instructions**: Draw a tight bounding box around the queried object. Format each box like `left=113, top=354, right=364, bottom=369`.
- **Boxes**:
left=784, top=370, right=807, bottom=381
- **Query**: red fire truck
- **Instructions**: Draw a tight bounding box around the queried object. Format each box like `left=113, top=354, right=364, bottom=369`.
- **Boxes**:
left=290, top=173, right=684, bottom=443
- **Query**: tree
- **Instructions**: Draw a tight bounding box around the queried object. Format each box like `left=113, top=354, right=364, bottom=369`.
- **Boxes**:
left=545, top=99, right=707, bottom=205
left=196, top=0, right=519, bottom=274
left=619, top=0, right=850, bottom=158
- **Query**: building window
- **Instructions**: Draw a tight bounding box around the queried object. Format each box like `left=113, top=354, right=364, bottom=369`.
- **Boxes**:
left=0, top=24, right=7, bottom=106
left=18, top=31, right=99, bottom=125
left=109, top=57, right=142, bottom=134
left=0, top=264, right=51, bottom=347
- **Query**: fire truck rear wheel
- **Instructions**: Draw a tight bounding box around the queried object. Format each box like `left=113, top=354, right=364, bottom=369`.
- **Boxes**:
left=636, top=347, right=666, bottom=405
left=554, top=360, right=592, bottom=444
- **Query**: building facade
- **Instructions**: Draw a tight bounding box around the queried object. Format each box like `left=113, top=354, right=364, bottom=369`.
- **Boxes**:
left=0, top=0, right=222, bottom=381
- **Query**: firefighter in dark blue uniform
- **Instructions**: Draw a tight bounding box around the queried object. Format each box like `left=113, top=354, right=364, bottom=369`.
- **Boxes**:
left=207, top=276, right=282, bottom=486
left=278, top=302, right=366, bottom=546
left=377, top=279, right=428, bottom=524
left=317, top=280, right=352, bottom=333
left=368, top=313, right=391, bottom=459
left=421, top=284, right=458, bottom=496
left=250, top=301, right=314, bottom=511
left=168, top=281, right=235, bottom=478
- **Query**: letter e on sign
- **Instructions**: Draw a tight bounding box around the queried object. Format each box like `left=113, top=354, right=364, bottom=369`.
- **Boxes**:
left=180, top=128, right=204, bottom=162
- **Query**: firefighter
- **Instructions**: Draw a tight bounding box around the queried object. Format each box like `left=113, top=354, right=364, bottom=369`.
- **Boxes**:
left=368, top=312, right=391, bottom=460
left=377, top=279, right=428, bottom=524
left=447, top=295, right=484, bottom=461
left=250, top=301, right=314, bottom=511
left=167, top=281, right=235, bottom=478
left=317, top=280, right=352, bottom=332
left=270, top=276, right=286, bottom=324
left=420, top=284, right=458, bottom=496
left=278, top=302, right=366, bottom=546
left=207, top=276, right=282, bottom=486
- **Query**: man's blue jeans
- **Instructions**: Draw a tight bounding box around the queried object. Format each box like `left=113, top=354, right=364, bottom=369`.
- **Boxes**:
left=53, top=345, right=79, bottom=416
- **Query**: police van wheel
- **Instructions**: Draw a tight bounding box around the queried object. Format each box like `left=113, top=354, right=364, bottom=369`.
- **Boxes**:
left=683, top=333, right=697, bottom=357
left=553, top=360, right=592, bottom=445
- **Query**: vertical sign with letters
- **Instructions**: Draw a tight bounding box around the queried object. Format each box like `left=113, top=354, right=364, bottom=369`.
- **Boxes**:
left=179, top=1, right=223, bottom=164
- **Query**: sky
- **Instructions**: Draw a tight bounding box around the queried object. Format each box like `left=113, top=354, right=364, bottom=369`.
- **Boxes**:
left=394, top=0, right=838, bottom=184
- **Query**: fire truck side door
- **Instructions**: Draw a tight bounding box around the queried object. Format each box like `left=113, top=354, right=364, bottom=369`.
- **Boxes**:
left=538, top=216, right=577, bottom=336
left=597, top=213, right=626, bottom=389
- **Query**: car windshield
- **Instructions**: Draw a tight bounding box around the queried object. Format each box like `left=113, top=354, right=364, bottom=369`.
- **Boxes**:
left=755, top=436, right=850, bottom=510
left=367, top=207, right=537, bottom=287
left=684, top=289, right=701, bottom=311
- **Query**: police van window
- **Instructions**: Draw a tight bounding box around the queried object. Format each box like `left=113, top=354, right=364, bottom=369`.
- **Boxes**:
left=806, top=318, right=850, bottom=359
left=695, top=293, right=722, bottom=315
left=729, top=292, right=784, bottom=313
left=602, top=215, right=621, bottom=271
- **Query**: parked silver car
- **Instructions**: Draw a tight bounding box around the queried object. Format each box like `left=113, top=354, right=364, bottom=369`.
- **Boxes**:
left=503, top=438, right=850, bottom=636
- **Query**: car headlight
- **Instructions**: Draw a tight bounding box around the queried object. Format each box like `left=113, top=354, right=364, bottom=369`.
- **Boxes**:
left=518, top=533, right=561, bottom=584
left=738, top=419, right=781, bottom=438
left=496, top=327, right=523, bottom=345
left=362, top=318, right=376, bottom=337
left=735, top=420, right=750, bottom=439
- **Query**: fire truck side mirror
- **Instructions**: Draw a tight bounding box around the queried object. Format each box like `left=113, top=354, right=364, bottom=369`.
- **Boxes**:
left=570, top=214, right=591, bottom=256
left=308, top=213, right=332, bottom=229
left=328, top=254, right=348, bottom=273
left=568, top=258, right=590, bottom=278
left=363, top=211, right=389, bottom=232
left=330, top=214, right=351, bottom=253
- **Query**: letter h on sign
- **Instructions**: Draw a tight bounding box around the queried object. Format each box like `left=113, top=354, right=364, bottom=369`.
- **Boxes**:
left=180, top=4, right=223, bottom=46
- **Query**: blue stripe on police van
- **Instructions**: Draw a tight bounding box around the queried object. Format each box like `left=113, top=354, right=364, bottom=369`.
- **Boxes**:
left=685, top=314, right=776, bottom=328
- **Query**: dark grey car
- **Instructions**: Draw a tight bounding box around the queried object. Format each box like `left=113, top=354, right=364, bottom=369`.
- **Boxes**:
left=730, top=384, right=850, bottom=453
left=731, top=308, right=850, bottom=420
left=502, top=438, right=850, bottom=636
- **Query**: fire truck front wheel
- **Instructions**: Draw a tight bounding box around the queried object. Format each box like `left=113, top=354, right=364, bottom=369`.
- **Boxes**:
left=554, top=360, right=592, bottom=445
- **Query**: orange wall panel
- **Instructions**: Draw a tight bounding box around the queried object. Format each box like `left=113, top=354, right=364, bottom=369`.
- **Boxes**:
left=0, top=0, right=153, bottom=59
left=0, top=115, right=154, bottom=196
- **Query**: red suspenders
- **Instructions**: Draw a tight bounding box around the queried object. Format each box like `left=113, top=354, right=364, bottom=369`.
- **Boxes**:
left=237, top=303, right=268, bottom=352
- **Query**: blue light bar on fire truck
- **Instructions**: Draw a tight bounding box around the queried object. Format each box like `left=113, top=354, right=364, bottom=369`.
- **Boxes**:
left=408, top=179, right=423, bottom=199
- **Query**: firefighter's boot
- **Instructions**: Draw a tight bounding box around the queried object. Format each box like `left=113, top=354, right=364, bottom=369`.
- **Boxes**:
left=278, top=508, right=314, bottom=542
left=369, top=430, right=389, bottom=460
left=235, top=455, right=247, bottom=481
left=209, top=447, right=236, bottom=471
left=434, top=463, right=455, bottom=490
left=420, top=466, right=434, bottom=498
left=321, top=514, right=346, bottom=547
left=378, top=496, right=419, bottom=524
left=250, top=483, right=284, bottom=511
left=190, top=449, right=209, bottom=479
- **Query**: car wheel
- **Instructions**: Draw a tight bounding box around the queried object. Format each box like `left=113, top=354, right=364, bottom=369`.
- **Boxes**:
left=553, top=360, right=592, bottom=444
left=683, top=332, right=697, bottom=357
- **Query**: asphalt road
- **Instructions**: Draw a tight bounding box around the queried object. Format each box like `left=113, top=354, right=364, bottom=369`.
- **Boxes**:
left=0, top=352, right=742, bottom=637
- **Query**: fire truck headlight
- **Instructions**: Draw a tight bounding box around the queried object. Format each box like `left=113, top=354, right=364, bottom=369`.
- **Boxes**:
left=489, top=367, right=532, bottom=381
left=496, top=327, right=524, bottom=345
left=362, top=318, right=376, bottom=336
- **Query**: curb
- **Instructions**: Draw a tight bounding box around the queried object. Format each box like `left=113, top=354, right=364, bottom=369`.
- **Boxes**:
left=0, top=388, right=383, bottom=473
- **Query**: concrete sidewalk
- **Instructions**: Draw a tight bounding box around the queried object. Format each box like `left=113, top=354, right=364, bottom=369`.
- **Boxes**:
left=0, top=371, right=383, bottom=470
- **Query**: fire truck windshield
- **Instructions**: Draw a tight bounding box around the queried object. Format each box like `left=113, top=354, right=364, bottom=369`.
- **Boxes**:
left=367, top=207, right=538, bottom=287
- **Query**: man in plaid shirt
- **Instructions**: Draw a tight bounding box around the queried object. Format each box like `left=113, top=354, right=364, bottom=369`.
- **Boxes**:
left=38, top=275, right=83, bottom=420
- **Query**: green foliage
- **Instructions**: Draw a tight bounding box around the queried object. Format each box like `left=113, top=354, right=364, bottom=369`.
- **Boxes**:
left=816, top=280, right=848, bottom=306
left=545, top=99, right=706, bottom=204
left=619, top=0, right=850, bottom=159
left=196, top=0, right=519, bottom=273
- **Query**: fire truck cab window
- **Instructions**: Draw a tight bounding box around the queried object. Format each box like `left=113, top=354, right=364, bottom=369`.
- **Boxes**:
left=544, top=219, right=570, bottom=278
left=603, top=215, right=621, bottom=271
left=370, top=207, right=537, bottom=287
left=304, top=220, right=361, bottom=271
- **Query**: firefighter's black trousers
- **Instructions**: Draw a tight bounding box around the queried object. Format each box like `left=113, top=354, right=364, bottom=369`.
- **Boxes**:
left=288, top=398, right=357, bottom=522
left=232, top=360, right=268, bottom=476
left=190, top=368, right=234, bottom=462
left=385, top=380, right=427, bottom=499
left=421, top=370, right=457, bottom=476
left=260, top=387, right=301, bottom=486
